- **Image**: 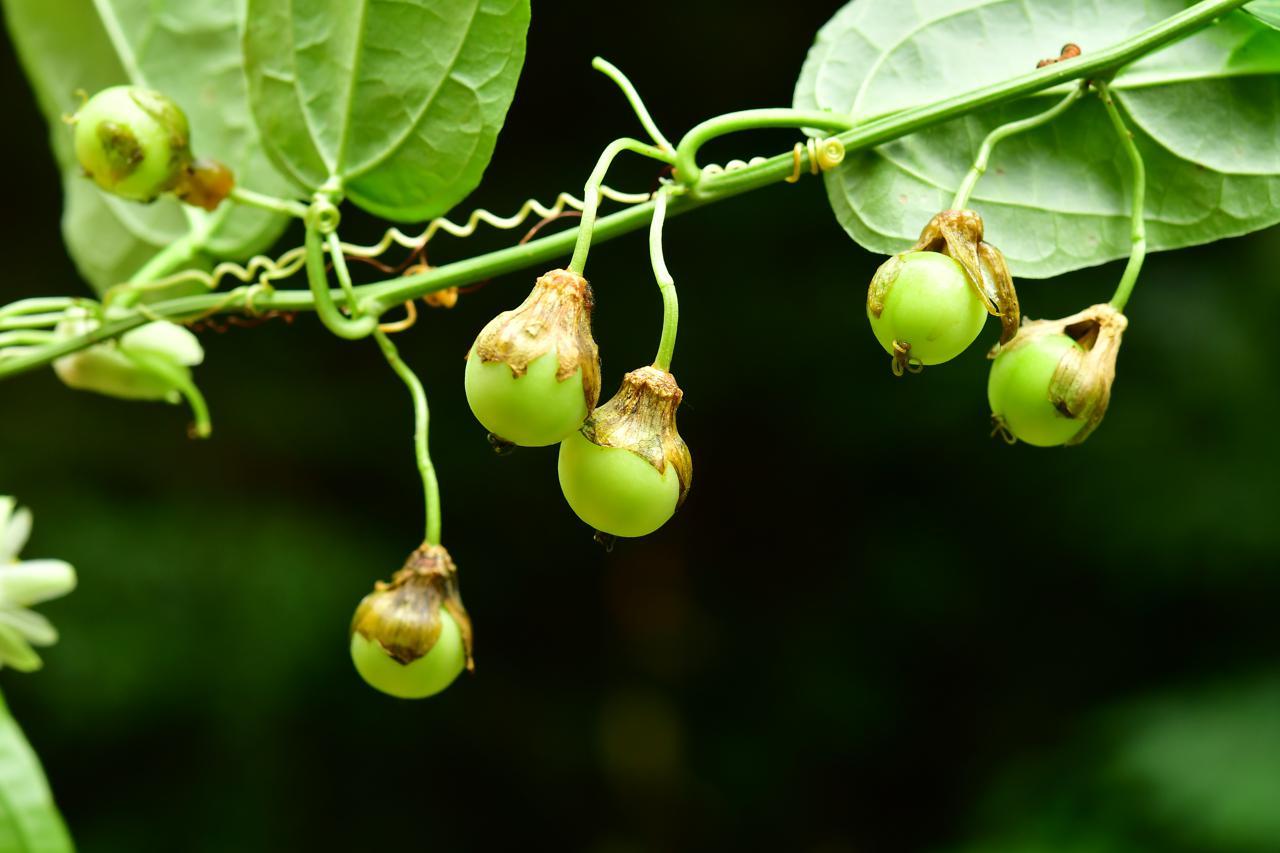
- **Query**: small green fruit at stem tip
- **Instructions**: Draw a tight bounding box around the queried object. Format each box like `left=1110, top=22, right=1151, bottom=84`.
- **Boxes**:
left=72, top=86, right=192, bottom=203
left=988, top=303, right=1127, bottom=447
left=868, top=209, right=1022, bottom=373
left=350, top=544, right=473, bottom=700
left=867, top=251, right=987, bottom=368
left=558, top=366, right=691, bottom=538
left=466, top=269, right=601, bottom=447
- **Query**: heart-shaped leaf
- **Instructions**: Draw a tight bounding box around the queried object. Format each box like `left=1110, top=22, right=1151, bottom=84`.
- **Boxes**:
left=243, top=0, right=531, bottom=222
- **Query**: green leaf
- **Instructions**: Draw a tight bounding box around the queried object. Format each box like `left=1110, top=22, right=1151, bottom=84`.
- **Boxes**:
left=243, top=0, right=531, bottom=222
left=0, top=688, right=73, bottom=852
left=1245, top=1, right=1280, bottom=30
left=2, top=0, right=294, bottom=293
left=795, top=1, right=1280, bottom=278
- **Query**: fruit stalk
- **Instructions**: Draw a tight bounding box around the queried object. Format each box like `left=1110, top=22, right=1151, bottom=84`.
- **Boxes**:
left=1096, top=81, right=1148, bottom=312
left=374, top=329, right=442, bottom=546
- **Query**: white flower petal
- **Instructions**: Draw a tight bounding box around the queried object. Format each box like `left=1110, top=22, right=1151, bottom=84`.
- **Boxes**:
left=0, top=623, right=42, bottom=672
left=1, top=507, right=32, bottom=564
left=0, top=608, right=57, bottom=646
left=0, top=559, right=77, bottom=606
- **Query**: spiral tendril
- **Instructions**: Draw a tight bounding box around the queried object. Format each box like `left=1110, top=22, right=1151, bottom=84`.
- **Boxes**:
left=122, top=185, right=653, bottom=302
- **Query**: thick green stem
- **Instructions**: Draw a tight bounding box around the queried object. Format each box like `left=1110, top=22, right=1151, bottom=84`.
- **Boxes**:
left=568, top=137, right=674, bottom=274
left=674, top=109, right=853, bottom=186
left=0, top=0, right=1248, bottom=381
left=1097, top=81, right=1147, bottom=312
left=592, top=57, right=673, bottom=150
left=373, top=329, right=441, bottom=546
left=649, top=187, right=679, bottom=372
left=950, top=81, right=1088, bottom=210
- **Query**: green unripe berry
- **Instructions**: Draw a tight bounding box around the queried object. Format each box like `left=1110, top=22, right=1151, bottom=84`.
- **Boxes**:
left=988, top=333, right=1085, bottom=447
left=558, top=430, right=681, bottom=537
left=350, top=545, right=473, bottom=700
left=465, top=348, right=588, bottom=447
left=73, top=86, right=191, bottom=202
left=467, top=269, right=600, bottom=447
left=867, top=251, right=987, bottom=366
left=350, top=610, right=467, bottom=700
left=557, top=366, right=691, bottom=538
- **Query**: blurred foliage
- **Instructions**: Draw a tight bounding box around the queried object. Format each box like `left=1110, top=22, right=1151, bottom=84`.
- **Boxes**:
left=1, top=2, right=1278, bottom=851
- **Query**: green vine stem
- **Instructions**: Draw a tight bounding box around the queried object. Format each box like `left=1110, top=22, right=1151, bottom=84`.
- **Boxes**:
left=0, top=313, right=68, bottom=331
left=567, top=137, right=674, bottom=274
left=674, top=108, right=853, bottom=187
left=0, top=0, right=1250, bottom=381
left=373, top=328, right=442, bottom=546
left=950, top=81, right=1088, bottom=210
left=227, top=186, right=309, bottom=219
left=592, top=57, right=673, bottom=151
left=303, top=218, right=379, bottom=340
left=0, top=331, right=56, bottom=348
left=649, top=186, right=679, bottom=371
left=0, top=298, right=76, bottom=319
left=1096, top=80, right=1147, bottom=312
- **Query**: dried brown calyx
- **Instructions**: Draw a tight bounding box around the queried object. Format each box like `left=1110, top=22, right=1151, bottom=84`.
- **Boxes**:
left=350, top=544, right=474, bottom=670
left=996, top=302, right=1128, bottom=445
left=174, top=157, right=234, bottom=211
left=871, top=209, right=1021, bottom=344
left=470, top=268, right=601, bottom=411
left=582, top=366, right=693, bottom=506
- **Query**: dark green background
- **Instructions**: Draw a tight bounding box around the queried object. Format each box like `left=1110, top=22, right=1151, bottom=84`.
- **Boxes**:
left=2, top=3, right=1279, bottom=851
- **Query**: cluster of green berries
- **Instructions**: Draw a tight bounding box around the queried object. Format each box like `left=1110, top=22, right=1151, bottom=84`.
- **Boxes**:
left=351, top=268, right=693, bottom=700
left=867, top=210, right=1125, bottom=447
left=465, top=268, right=691, bottom=537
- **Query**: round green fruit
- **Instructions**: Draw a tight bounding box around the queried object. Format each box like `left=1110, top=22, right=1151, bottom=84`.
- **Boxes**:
left=350, top=609, right=466, bottom=700
left=988, top=333, right=1085, bottom=447
left=868, top=251, right=987, bottom=365
left=465, top=349, right=588, bottom=446
left=558, top=430, right=680, bottom=537
left=73, top=86, right=190, bottom=202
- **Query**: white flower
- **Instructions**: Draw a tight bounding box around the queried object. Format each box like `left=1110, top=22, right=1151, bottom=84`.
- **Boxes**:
left=0, top=498, right=76, bottom=672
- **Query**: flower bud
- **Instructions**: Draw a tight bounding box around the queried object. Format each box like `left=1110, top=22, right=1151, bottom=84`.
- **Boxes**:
left=52, top=309, right=204, bottom=402
left=350, top=544, right=474, bottom=699
left=465, top=268, right=601, bottom=446
left=72, top=86, right=192, bottom=203
left=558, top=366, right=692, bottom=538
left=988, top=302, right=1127, bottom=446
